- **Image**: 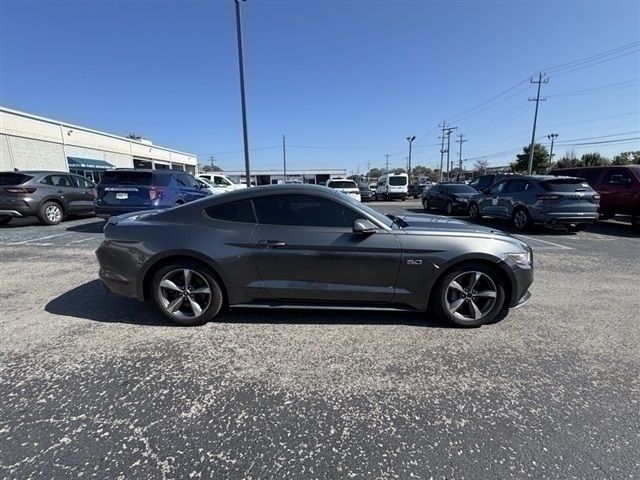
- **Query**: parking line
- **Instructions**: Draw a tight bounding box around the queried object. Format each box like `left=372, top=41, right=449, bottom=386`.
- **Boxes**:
left=66, top=237, right=100, bottom=245
left=6, top=232, right=73, bottom=245
left=514, top=234, right=573, bottom=250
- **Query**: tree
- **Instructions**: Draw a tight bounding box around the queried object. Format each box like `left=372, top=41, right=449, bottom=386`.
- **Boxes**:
left=555, top=149, right=580, bottom=169
left=473, top=159, right=489, bottom=173
left=367, top=168, right=383, bottom=179
left=581, top=152, right=609, bottom=167
left=410, top=165, right=431, bottom=179
left=393, top=168, right=406, bottom=174
left=513, top=144, right=550, bottom=173
left=612, top=151, right=640, bottom=165
left=201, top=164, right=222, bottom=173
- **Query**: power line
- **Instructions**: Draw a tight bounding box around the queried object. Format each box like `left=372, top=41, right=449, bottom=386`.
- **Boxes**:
left=544, top=41, right=640, bottom=76
left=546, top=78, right=640, bottom=98
left=555, top=136, right=640, bottom=147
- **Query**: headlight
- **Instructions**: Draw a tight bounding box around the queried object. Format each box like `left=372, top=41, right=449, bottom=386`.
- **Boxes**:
left=455, top=196, right=467, bottom=202
left=507, top=252, right=531, bottom=266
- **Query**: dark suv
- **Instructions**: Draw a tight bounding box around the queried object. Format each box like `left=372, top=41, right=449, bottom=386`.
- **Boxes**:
left=0, top=171, right=96, bottom=226
left=95, top=169, right=209, bottom=218
left=469, top=176, right=600, bottom=231
left=468, top=173, right=515, bottom=192
left=549, top=165, right=640, bottom=231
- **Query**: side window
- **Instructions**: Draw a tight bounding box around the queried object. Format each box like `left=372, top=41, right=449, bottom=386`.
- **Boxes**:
left=72, top=176, right=95, bottom=189
left=505, top=180, right=526, bottom=193
left=205, top=200, right=255, bottom=223
left=487, top=181, right=505, bottom=195
left=579, top=169, right=602, bottom=187
left=603, top=169, right=632, bottom=185
left=252, top=194, right=360, bottom=228
left=214, top=176, right=231, bottom=186
left=184, top=174, right=199, bottom=188
left=41, top=175, right=73, bottom=187
left=175, top=174, right=190, bottom=187
left=477, top=176, right=492, bottom=189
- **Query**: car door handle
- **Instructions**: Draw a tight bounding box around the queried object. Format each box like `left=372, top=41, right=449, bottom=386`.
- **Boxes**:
left=257, top=240, right=286, bottom=248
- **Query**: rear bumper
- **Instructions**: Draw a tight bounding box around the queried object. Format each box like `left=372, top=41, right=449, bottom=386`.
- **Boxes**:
left=94, top=205, right=162, bottom=219
left=538, top=212, right=598, bottom=225
left=0, top=209, right=26, bottom=217
left=96, top=241, right=142, bottom=299
left=384, top=192, right=407, bottom=199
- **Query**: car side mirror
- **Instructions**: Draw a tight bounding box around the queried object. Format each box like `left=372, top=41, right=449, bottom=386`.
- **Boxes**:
left=353, top=219, right=378, bottom=234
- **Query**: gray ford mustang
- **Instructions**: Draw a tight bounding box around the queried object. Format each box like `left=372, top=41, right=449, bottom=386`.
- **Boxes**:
left=96, top=184, right=533, bottom=327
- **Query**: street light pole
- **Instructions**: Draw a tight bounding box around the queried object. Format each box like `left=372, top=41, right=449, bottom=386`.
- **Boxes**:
left=406, top=136, right=416, bottom=181
left=547, top=133, right=558, bottom=173
left=282, top=134, right=287, bottom=183
left=234, top=0, right=251, bottom=187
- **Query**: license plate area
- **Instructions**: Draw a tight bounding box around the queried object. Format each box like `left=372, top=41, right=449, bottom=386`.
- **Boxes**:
left=116, top=193, right=128, bottom=200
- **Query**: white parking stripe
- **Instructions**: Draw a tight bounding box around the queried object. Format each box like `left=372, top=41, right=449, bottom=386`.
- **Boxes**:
left=66, top=237, right=100, bottom=245
left=6, top=232, right=73, bottom=245
left=514, top=234, right=573, bottom=250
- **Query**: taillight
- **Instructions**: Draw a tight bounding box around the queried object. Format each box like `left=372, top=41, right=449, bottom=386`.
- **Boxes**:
left=536, top=194, right=561, bottom=201
left=4, top=187, right=36, bottom=194
left=149, top=187, right=164, bottom=200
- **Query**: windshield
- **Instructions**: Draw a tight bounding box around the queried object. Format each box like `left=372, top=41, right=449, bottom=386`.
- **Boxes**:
left=445, top=184, right=477, bottom=193
left=389, top=176, right=407, bottom=186
left=328, top=180, right=357, bottom=189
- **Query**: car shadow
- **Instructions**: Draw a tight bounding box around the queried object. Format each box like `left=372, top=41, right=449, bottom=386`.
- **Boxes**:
left=65, top=219, right=106, bottom=234
left=45, top=280, right=484, bottom=329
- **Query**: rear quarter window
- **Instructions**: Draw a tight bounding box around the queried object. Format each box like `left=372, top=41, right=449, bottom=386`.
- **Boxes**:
left=205, top=199, right=255, bottom=223
left=0, top=173, right=33, bottom=185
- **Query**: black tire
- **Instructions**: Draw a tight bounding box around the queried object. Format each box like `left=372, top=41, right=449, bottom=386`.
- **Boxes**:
left=632, top=208, right=640, bottom=233
left=445, top=201, right=454, bottom=215
left=568, top=224, right=588, bottom=232
left=599, top=211, right=614, bottom=220
left=152, top=261, right=224, bottom=326
left=512, top=207, right=532, bottom=231
left=38, top=201, right=64, bottom=225
left=432, top=262, right=506, bottom=327
left=401, top=196, right=406, bottom=202
left=372, top=193, right=377, bottom=201
left=469, top=202, right=482, bottom=220
left=423, top=198, right=430, bottom=211
left=0, top=215, right=12, bottom=226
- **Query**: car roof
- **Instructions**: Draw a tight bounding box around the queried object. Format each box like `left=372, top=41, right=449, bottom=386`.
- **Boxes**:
left=107, top=168, right=176, bottom=174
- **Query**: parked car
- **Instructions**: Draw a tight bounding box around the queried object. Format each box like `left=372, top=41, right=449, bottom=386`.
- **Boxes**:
left=376, top=173, right=408, bottom=200
left=368, top=182, right=378, bottom=192
left=95, top=169, right=209, bottom=218
left=0, top=171, right=96, bottom=226
left=548, top=165, right=640, bottom=231
left=97, top=184, right=533, bottom=328
left=468, top=173, right=516, bottom=192
left=468, top=175, right=600, bottom=231
left=408, top=182, right=432, bottom=199
left=196, top=177, right=227, bottom=196
left=358, top=184, right=375, bottom=201
left=422, top=183, right=478, bottom=215
left=326, top=179, right=361, bottom=201
left=198, top=173, right=246, bottom=190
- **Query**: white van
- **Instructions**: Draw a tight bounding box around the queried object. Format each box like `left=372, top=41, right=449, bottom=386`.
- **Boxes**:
left=198, top=173, right=246, bottom=190
left=376, top=173, right=408, bottom=200
left=326, top=178, right=361, bottom=201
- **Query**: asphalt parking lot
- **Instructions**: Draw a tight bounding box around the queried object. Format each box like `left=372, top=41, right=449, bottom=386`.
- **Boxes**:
left=1, top=199, right=639, bottom=479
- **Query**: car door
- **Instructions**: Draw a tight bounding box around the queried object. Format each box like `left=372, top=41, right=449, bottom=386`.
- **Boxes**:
left=427, top=185, right=441, bottom=208
left=599, top=168, right=636, bottom=215
left=480, top=181, right=506, bottom=216
left=185, top=173, right=209, bottom=200
left=249, top=193, right=402, bottom=303
left=175, top=173, right=197, bottom=202
left=40, top=174, right=80, bottom=212
left=70, top=175, right=96, bottom=212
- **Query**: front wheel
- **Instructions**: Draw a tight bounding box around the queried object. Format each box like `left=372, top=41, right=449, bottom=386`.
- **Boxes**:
left=0, top=215, right=12, bottom=226
left=445, top=201, right=454, bottom=215
left=469, top=202, right=482, bottom=220
left=152, top=261, right=224, bottom=326
left=423, top=198, right=430, bottom=211
left=432, top=263, right=506, bottom=327
left=38, top=201, right=64, bottom=225
left=512, top=208, right=532, bottom=231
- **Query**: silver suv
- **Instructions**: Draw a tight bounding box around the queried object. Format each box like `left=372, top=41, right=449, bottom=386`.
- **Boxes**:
left=468, top=175, right=600, bottom=232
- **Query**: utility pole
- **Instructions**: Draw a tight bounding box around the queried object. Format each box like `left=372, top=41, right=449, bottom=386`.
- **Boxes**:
left=438, top=121, right=447, bottom=182
left=208, top=156, right=216, bottom=171
left=385, top=154, right=390, bottom=174
left=366, top=160, right=371, bottom=179
left=456, top=134, right=467, bottom=182
left=445, top=126, right=457, bottom=181
left=234, top=0, right=251, bottom=187
left=527, top=72, right=548, bottom=175
left=282, top=135, right=287, bottom=183
left=406, top=135, right=416, bottom=181
left=547, top=133, right=558, bottom=173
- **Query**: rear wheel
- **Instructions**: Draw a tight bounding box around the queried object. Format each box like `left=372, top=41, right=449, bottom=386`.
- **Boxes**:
left=432, top=263, right=506, bottom=327
left=0, top=215, right=12, bottom=226
left=512, top=208, right=532, bottom=231
left=152, top=261, right=224, bottom=326
left=38, top=201, right=63, bottom=225
left=445, top=201, right=454, bottom=215
left=423, top=198, right=430, bottom=211
left=469, top=202, right=482, bottom=220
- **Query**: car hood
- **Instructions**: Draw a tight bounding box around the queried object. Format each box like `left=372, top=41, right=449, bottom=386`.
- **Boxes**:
left=398, top=214, right=502, bottom=235
left=449, top=192, right=477, bottom=198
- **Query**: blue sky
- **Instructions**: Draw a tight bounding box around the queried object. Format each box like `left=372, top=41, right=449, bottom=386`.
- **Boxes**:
left=1, top=0, right=638, bottom=173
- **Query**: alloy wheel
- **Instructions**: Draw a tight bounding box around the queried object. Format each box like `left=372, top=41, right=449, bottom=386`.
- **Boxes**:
left=513, top=209, right=529, bottom=230
left=469, top=203, right=479, bottom=219
left=157, top=268, right=212, bottom=320
left=445, top=271, right=497, bottom=321
left=446, top=202, right=453, bottom=215
left=46, top=205, right=62, bottom=223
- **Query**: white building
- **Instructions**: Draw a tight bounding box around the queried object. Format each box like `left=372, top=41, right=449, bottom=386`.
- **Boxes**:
left=221, top=169, right=348, bottom=186
left=0, top=107, right=197, bottom=183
